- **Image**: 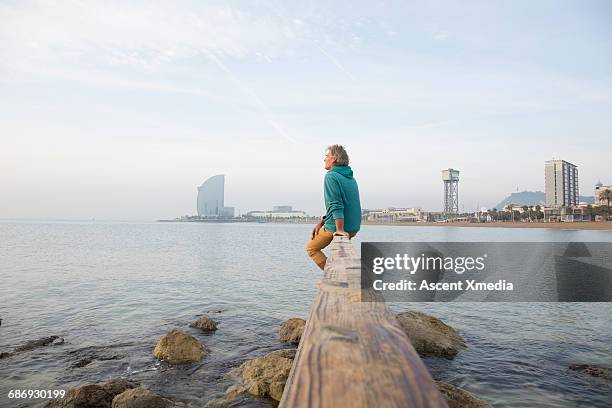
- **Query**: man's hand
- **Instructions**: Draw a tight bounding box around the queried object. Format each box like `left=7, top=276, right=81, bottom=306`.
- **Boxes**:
left=311, top=218, right=324, bottom=239
left=333, top=230, right=349, bottom=237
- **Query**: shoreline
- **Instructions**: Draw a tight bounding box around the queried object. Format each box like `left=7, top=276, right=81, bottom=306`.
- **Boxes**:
left=159, top=219, right=612, bottom=230
left=361, top=221, right=612, bottom=230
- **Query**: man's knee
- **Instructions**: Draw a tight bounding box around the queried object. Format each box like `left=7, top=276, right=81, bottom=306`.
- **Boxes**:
left=305, top=240, right=318, bottom=257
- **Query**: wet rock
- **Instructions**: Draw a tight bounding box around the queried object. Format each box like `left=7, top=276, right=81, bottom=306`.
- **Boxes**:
left=436, top=381, right=492, bottom=408
left=570, top=364, right=612, bottom=382
left=14, top=336, right=65, bottom=352
left=102, top=379, right=138, bottom=399
left=396, top=311, right=466, bottom=358
left=68, top=345, right=130, bottom=368
left=189, top=316, right=218, bottom=332
left=239, top=349, right=297, bottom=401
left=204, top=385, right=251, bottom=408
left=72, top=354, right=124, bottom=369
left=41, top=378, right=137, bottom=408
left=2, top=335, right=65, bottom=359
left=111, top=388, right=173, bottom=408
left=153, top=329, right=207, bottom=364
left=278, top=318, right=306, bottom=344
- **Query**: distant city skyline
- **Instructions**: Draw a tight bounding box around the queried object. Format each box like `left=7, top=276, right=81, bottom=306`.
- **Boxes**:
left=1, top=1, right=611, bottom=220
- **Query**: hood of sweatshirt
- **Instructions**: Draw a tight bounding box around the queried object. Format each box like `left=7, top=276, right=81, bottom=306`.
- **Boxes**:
left=330, top=165, right=353, bottom=178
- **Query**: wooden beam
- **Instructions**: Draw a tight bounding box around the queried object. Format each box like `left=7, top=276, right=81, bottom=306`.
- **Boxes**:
left=280, top=236, right=448, bottom=408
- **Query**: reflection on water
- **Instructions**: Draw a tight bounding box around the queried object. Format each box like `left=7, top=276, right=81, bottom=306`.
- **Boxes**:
left=0, top=221, right=611, bottom=407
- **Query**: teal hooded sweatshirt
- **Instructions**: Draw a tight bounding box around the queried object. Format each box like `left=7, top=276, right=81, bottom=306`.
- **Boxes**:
left=323, top=165, right=362, bottom=233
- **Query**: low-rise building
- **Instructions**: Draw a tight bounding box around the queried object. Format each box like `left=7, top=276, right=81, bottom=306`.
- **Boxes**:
left=503, top=204, right=528, bottom=213
left=220, top=206, right=235, bottom=218
left=246, top=210, right=308, bottom=219
left=273, top=205, right=293, bottom=212
left=363, top=207, right=424, bottom=222
left=594, top=181, right=612, bottom=206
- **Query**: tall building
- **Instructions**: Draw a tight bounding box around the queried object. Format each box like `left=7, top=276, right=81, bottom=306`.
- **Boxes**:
left=197, top=175, right=225, bottom=217
left=545, top=160, right=578, bottom=208
left=441, top=168, right=459, bottom=213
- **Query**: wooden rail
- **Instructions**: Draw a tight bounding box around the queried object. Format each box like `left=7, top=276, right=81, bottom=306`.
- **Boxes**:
left=280, top=236, right=448, bottom=408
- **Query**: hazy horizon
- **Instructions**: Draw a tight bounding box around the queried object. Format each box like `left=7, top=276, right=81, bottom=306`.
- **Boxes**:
left=2, top=1, right=611, bottom=220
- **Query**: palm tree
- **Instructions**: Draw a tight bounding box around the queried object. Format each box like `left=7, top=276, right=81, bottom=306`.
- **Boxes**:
left=490, top=208, right=498, bottom=222
left=600, top=189, right=612, bottom=220
left=586, top=204, right=594, bottom=221
left=535, top=205, right=542, bottom=221
left=522, top=205, right=530, bottom=222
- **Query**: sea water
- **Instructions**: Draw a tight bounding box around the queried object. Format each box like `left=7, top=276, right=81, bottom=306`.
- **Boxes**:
left=1, top=221, right=611, bottom=407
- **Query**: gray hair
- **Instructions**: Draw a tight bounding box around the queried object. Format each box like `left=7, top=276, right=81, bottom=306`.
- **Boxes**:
left=327, top=144, right=349, bottom=166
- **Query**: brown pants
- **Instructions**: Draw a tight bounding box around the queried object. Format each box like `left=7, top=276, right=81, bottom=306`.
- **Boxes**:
left=306, top=227, right=356, bottom=270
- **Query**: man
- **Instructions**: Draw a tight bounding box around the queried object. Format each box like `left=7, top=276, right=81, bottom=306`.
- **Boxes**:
left=306, top=144, right=361, bottom=270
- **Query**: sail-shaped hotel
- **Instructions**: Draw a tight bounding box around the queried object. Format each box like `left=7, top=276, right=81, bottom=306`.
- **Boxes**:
left=197, top=175, right=233, bottom=217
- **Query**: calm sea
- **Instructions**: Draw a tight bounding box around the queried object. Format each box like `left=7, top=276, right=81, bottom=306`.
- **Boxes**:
left=1, top=221, right=611, bottom=407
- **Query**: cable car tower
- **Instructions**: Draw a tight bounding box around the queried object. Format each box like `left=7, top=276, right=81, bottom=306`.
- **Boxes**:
left=442, top=168, right=460, bottom=213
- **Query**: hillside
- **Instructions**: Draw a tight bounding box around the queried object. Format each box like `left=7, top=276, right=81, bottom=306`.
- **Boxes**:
left=494, top=191, right=594, bottom=209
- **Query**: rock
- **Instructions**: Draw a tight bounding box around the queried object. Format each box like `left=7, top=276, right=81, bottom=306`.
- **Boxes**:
left=153, top=329, right=207, bottom=364
left=239, top=349, right=296, bottom=401
left=3, top=336, right=65, bottom=360
left=436, top=381, right=492, bottom=408
left=72, top=354, right=124, bottom=369
left=570, top=364, right=612, bottom=382
left=204, top=386, right=251, bottom=408
left=278, top=318, right=306, bottom=344
left=41, top=378, right=137, bottom=408
left=189, top=316, right=218, bottom=332
left=68, top=345, right=128, bottom=369
left=111, top=388, right=173, bottom=408
left=396, top=311, right=466, bottom=358
left=14, top=336, right=65, bottom=352
left=102, top=379, right=138, bottom=398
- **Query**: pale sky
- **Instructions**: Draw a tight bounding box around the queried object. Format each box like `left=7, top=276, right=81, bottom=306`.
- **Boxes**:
left=1, top=0, right=611, bottom=220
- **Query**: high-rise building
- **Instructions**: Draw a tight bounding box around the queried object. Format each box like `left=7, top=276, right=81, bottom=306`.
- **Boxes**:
left=197, top=175, right=225, bottom=217
left=545, top=160, right=578, bottom=208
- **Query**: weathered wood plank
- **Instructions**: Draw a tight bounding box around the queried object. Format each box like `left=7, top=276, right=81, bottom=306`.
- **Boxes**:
left=280, top=236, right=448, bottom=408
